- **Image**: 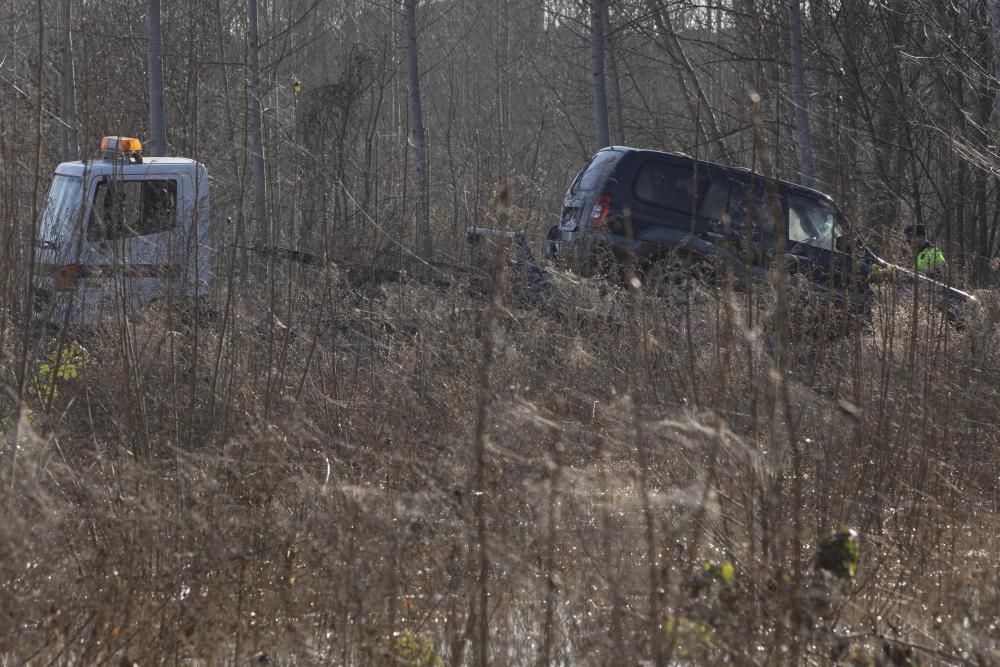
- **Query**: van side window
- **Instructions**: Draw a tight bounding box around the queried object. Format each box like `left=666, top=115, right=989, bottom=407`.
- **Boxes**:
left=633, top=161, right=706, bottom=215
left=700, top=174, right=752, bottom=227
left=87, top=179, right=177, bottom=241
left=699, top=179, right=730, bottom=222
left=763, top=190, right=786, bottom=232
left=725, top=181, right=782, bottom=232
left=787, top=193, right=840, bottom=250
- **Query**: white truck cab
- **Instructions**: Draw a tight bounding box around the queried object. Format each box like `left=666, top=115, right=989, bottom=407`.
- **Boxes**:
left=33, top=136, right=211, bottom=326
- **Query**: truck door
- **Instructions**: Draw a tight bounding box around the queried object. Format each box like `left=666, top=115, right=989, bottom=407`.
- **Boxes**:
left=83, top=174, right=180, bottom=317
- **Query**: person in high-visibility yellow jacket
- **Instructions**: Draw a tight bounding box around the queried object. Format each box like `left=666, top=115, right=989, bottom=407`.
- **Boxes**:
left=904, top=224, right=946, bottom=277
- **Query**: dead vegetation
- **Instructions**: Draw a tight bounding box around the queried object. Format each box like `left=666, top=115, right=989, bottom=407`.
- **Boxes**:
left=2, top=255, right=998, bottom=665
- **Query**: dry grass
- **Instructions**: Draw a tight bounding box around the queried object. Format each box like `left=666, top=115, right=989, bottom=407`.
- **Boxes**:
left=1, top=255, right=999, bottom=665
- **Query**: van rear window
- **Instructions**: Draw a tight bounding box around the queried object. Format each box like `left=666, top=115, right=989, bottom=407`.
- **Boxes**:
left=633, top=161, right=706, bottom=215
left=572, top=150, right=625, bottom=193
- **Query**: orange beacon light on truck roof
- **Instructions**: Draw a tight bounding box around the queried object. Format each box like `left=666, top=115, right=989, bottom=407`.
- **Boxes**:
left=100, top=136, right=143, bottom=154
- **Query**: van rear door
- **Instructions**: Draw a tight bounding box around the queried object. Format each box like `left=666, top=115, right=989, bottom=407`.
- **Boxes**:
left=560, top=149, right=626, bottom=231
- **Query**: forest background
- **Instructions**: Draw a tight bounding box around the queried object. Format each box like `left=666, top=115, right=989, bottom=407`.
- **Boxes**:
left=1, top=0, right=999, bottom=664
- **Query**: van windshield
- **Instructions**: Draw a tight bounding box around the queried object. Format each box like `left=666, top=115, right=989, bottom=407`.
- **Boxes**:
left=38, top=175, right=84, bottom=247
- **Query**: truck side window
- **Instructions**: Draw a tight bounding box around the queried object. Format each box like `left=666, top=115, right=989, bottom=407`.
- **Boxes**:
left=87, top=179, right=177, bottom=241
left=633, top=161, right=706, bottom=216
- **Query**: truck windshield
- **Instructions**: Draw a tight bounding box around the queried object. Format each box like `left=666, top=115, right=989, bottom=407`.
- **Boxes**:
left=38, top=175, right=84, bottom=246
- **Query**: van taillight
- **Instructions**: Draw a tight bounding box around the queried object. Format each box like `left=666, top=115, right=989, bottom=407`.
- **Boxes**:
left=590, top=194, right=612, bottom=228
left=53, top=264, right=78, bottom=291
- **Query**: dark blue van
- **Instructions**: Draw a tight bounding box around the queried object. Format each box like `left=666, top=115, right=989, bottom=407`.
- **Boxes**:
left=548, top=146, right=976, bottom=320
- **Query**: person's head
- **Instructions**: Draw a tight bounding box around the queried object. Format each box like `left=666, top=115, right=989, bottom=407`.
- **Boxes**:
left=904, top=224, right=928, bottom=243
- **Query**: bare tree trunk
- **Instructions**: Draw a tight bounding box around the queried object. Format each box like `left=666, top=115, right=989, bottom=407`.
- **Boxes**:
left=495, top=0, right=511, bottom=181
left=216, top=0, right=240, bottom=185
left=147, top=0, right=167, bottom=156
left=605, top=4, right=626, bottom=145
left=59, top=0, right=78, bottom=161
left=16, top=0, right=47, bottom=436
left=975, top=163, right=990, bottom=281
left=591, top=0, right=610, bottom=149
left=645, top=0, right=731, bottom=161
left=248, top=0, right=268, bottom=245
left=993, top=0, right=1000, bottom=125
left=788, top=0, right=815, bottom=187
left=404, top=0, right=432, bottom=262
